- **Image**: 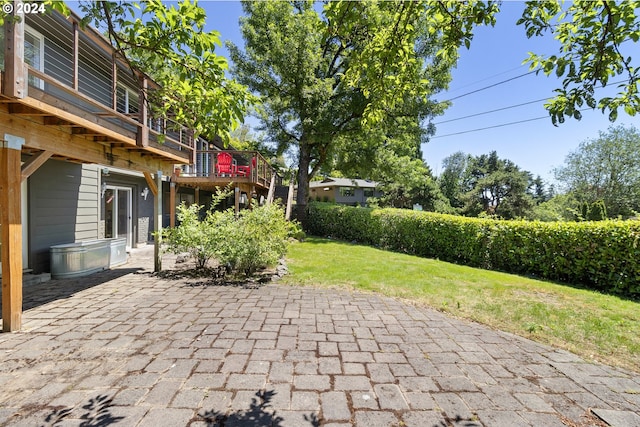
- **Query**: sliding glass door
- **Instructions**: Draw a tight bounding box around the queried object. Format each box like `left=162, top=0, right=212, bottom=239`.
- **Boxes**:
left=104, top=186, right=132, bottom=250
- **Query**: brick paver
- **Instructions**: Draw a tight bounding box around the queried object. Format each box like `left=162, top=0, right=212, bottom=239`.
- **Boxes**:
left=0, top=246, right=639, bottom=426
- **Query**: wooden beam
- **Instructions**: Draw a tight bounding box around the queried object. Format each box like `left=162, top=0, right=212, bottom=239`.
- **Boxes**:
left=143, top=171, right=158, bottom=196
left=137, top=76, right=149, bottom=148
left=9, top=104, right=47, bottom=115
left=234, top=185, right=240, bottom=216
left=169, top=181, right=176, bottom=228
left=20, top=92, right=138, bottom=145
left=1, top=134, right=24, bottom=331
left=43, top=116, right=74, bottom=126
left=154, top=171, right=163, bottom=272
left=0, top=107, right=172, bottom=175
left=286, top=177, right=295, bottom=220
left=3, top=3, right=25, bottom=99
left=21, top=150, right=53, bottom=181
left=267, top=174, right=276, bottom=205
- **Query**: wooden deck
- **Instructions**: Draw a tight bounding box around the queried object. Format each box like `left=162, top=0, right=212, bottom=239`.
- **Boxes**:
left=173, top=150, right=280, bottom=192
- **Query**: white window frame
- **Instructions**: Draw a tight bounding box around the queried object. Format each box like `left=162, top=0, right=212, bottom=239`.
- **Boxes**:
left=117, top=83, right=139, bottom=115
left=25, top=24, right=45, bottom=90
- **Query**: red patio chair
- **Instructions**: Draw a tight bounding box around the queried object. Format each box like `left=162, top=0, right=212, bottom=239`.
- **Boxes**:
left=216, top=152, right=236, bottom=176
left=236, top=156, right=256, bottom=178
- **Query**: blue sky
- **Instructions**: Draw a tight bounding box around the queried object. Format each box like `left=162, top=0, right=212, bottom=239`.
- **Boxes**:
left=198, top=1, right=639, bottom=184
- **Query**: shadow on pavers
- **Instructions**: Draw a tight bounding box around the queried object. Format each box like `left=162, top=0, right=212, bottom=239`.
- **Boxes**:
left=197, top=390, right=319, bottom=427
left=20, top=268, right=143, bottom=312
left=40, top=394, right=123, bottom=426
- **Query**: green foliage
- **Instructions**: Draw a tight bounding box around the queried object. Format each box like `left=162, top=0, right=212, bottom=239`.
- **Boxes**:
left=161, top=202, right=233, bottom=269
left=554, top=124, right=640, bottom=218
left=229, top=1, right=458, bottom=219
left=529, top=193, right=581, bottom=222
left=440, top=150, right=536, bottom=219
left=587, top=200, right=608, bottom=221
left=77, top=0, right=254, bottom=142
left=308, top=202, right=640, bottom=296
left=162, top=199, right=291, bottom=276
left=519, top=1, right=640, bottom=125
left=225, top=203, right=290, bottom=276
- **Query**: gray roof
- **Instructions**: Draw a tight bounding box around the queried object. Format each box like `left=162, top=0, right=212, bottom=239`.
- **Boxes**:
left=309, top=177, right=378, bottom=189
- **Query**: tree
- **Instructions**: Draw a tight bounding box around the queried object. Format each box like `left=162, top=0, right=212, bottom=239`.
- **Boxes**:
left=529, top=193, right=579, bottom=222
left=73, top=0, right=254, bottom=142
left=554, top=124, right=640, bottom=218
left=461, top=151, right=534, bottom=219
left=228, top=1, right=478, bottom=223
left=438, top=151, right=470, bottom=210
left=370, top=154, right=450, bottom=211
left=531, top=175, right=550, bottom=205
left=229, top=1, right=640, bottom=225
left=519, top=1, right=640, bottom=125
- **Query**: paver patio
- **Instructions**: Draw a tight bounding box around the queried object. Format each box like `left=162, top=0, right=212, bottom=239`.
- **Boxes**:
left=1, top=246, right=639, bottom=426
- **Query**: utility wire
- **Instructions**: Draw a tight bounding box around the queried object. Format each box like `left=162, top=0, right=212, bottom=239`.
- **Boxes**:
left=444, top=70, right=537, bottom=102
left=433, top=98, right=548, bottom=125
left=430, top=107, right=593, bottom=139
left=445, top=64, right=529, bottom=94
left=434, top=79, right=626, bottom=129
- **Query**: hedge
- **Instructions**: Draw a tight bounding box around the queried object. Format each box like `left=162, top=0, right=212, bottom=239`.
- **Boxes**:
left=307, top=202, right=640, bottom=296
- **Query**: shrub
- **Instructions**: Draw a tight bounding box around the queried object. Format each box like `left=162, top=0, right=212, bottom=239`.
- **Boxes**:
left=226, top=203, right=290, bottom=276
left=161, top=203, right=231, bottom=269
left=162, top=200, right=291, bottom=276
left=307, top=202, right=640, bottom=296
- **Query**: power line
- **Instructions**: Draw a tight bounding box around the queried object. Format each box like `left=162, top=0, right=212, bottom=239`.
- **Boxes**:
left=434, top=79, right=626, bottom=129
left=445, top=64, right=529, bottom=94
left=433, top=98, right=548, bottom=125
left=430, top=107, right=592, bottom=139
left=444, top=70, right=537, bottom=102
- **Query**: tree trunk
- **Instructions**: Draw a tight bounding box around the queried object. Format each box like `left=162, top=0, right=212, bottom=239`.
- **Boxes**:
left=295, top=141, right=311, bottom=227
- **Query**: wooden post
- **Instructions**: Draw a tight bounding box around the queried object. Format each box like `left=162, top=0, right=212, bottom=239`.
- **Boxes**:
left=169, top=181, right=176, bottom=228
left=3, top=2, right=25, bottom=99
left=136, top=76, right=148, bottom=148
left=154, top=171, right=162, bottom=272
left=195, top=187, right=200, bottom=205
left=234, top=186, right=240, bottom=216
left=267, top=174, right=276, bottom=205
left=285, top=177, right=295, bottom=220
left=247, top=185, right=254, bottom=208
left=1, top=134, right=25, bottom=332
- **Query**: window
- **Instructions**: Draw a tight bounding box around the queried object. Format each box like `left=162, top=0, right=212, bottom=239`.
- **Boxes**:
left=116, top=84, right=139, bottom=115
left=364, top=188, right=375, bottom=198
left=339, top=187, right=354, bottom=197
left=0, top=26, right=44, bottom=88
left=25, top=26, right=45, bottom=89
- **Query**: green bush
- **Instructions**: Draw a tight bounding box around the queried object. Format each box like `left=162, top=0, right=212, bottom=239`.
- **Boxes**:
left=227, top=203, right=290, bottom=276
left=307, top=202, right=640, bottom=296
left=161, top=203, right=232, bottom=269
left=162, top=201, right=291, bottom=276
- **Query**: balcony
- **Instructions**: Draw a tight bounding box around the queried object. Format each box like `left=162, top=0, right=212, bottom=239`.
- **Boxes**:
left=175, top=150, right=281, bottom=192
left=0, top=10, right=195, bottom=171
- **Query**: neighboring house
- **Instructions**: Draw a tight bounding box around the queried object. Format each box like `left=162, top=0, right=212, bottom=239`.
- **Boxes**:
left=310, top=177, right=382, bottom=207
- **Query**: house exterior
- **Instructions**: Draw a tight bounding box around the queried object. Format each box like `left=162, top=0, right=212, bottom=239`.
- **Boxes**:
left=0, top=6, right=281, bottom=331
left=0, top=7, right=204, bottom=331
left=309, top=177, right=382, bottom=207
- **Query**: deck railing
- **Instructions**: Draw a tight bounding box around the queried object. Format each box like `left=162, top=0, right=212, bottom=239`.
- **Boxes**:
left=181, top=150, right=280, bottom=188
left=26, top=66, right=194, bottom=155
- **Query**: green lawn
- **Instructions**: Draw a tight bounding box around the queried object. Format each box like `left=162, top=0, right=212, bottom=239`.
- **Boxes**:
left=281, top=237, right=640, bottom=373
